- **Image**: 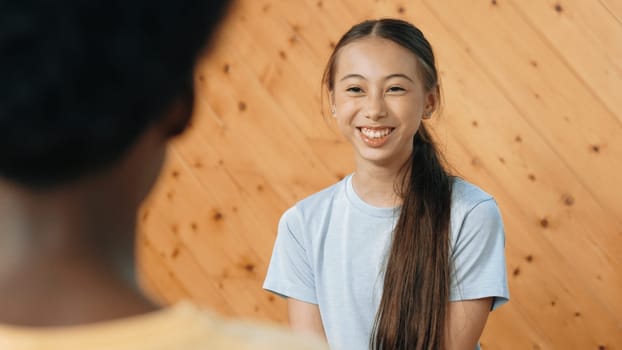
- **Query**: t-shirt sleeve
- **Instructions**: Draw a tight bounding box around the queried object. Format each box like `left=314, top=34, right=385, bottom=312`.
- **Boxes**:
left=449, top=198, right=509, bottom=310
left=263, top=206, right=318, bottom=304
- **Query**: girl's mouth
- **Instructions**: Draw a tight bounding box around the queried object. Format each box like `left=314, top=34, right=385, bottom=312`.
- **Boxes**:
left=357, top=127, right=395, bottom=147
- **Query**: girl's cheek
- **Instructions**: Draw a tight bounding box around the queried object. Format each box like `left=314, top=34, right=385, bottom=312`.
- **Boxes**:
left=339, top=99, right=360, bottom=113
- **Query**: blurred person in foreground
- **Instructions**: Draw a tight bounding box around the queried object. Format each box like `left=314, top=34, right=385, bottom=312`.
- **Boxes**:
left=0, top=1, right=326, bottom=349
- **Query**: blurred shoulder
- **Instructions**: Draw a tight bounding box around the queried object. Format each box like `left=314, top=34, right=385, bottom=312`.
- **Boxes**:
left=195, top=306, right=328, bottom=349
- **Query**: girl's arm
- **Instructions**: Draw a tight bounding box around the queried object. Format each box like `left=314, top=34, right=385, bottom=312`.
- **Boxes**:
left=288, top=298, right=327, bottom=340
left=444, top=297, right=493, bottom=350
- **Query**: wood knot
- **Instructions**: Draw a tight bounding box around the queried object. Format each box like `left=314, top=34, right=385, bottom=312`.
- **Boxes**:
left=212, top=210, right=223, bottom=221
left=561, top=194, right=574, bottom=206
left=243, top=263, right=255, bottom=273
left=539, top=218, right=549, bottom=228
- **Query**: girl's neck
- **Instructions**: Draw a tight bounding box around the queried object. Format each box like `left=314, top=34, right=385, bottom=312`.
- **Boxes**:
left=352, top=163, right=407, bottom=208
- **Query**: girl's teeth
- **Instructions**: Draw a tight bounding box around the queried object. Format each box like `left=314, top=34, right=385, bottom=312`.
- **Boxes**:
left=361, top=128, right=391, bottom=139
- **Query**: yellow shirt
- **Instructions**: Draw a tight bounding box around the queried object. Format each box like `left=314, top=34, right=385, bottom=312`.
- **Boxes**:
left=0, top=302, right=327, bottom=350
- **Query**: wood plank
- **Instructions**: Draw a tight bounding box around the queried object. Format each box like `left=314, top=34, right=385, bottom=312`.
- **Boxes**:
left=137, top=234, right=191, bottom=305
left=194, top=41, right=341, bottom=201
left=510, top=0, right=622, bottom=121
left=422, top=0, right=622, bottom=223
left=600, top=0, right=622, bottom=24
left=141, top=149, right=288, bottom=321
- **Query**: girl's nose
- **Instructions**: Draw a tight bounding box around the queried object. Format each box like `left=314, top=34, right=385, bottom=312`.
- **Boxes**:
left=364, top=93, right=387, bottom=121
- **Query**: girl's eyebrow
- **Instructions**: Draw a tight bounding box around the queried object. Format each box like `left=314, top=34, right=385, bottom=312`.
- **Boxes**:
left=386, top=73, right=414, bottom=83
left=339, top=73, right=366, bottom=81
left=339, top=73, right=415, bottom=83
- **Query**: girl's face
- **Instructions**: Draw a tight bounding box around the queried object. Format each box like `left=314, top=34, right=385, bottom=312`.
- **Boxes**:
left=331, top=37, right=437, bottom=169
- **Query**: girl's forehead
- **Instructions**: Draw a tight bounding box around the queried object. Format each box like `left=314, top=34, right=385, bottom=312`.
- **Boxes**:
left=334, top=37, right=420, bottom=79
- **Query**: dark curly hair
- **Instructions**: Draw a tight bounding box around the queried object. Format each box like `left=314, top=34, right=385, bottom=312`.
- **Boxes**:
left=0, top=0, right=229, bottom=188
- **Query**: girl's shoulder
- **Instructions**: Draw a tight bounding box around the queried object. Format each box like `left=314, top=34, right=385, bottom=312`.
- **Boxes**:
left=281, top=175, right=351, bottom=224
left=294, top=175, right=350, bottom=212
left=449, top=177, right=504, bottom=251
left=451, top=177, right=498, bottom=217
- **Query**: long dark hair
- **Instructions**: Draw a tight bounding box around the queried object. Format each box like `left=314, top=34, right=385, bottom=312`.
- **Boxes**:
left=323, top=19, right=453, bottom=350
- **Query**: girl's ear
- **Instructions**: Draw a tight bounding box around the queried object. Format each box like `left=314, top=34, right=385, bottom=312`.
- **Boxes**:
left=329, top=90, right=337, bottom=117
left=422, top=85, right=440, bottom=119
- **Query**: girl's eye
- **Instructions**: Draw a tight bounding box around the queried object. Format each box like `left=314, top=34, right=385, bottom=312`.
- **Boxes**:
left=387, top=86, right=405, bottom=92
left=346, top=87, right=363, bottom=93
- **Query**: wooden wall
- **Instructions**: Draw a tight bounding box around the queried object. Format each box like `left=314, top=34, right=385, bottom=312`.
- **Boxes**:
left=137, top=1, right=622, bottom=348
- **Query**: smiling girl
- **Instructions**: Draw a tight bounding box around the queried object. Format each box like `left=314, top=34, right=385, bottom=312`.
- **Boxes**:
left=264, top=19, right=509, bottom=350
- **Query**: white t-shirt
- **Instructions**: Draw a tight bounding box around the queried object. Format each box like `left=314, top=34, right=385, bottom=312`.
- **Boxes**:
left=264, top=175, right=509, bottom=350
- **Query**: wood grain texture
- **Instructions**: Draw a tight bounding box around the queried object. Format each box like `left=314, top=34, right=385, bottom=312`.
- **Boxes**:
left=138, top=1, right=622, bottom=349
